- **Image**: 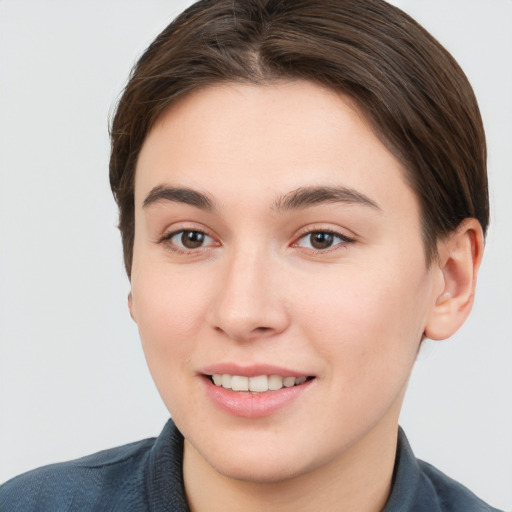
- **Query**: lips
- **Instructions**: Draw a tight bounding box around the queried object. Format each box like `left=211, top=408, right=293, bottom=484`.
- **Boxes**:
left=199, top=363, right=315, bottom=418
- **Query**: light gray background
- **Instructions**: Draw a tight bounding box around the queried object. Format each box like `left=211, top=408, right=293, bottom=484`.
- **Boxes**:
left=0, top=1, right=510, bottom=509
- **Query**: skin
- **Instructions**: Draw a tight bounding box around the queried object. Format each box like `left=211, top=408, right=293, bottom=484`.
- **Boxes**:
left=129, top=81, right=483, bottom=512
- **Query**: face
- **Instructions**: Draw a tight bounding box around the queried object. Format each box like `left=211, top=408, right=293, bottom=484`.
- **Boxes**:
left=130, top=81, right=443, bottom=483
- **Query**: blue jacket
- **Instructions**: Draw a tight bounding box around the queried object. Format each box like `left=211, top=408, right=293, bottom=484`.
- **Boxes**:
left=0, top=419, right=503, bottom=511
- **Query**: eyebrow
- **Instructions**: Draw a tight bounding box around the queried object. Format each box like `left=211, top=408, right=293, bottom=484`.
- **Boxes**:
left=143, top=185, right=215, bottom=211
left=142, top=184, right=379, bottom=213
left=274, top=186, right=380, bottom=211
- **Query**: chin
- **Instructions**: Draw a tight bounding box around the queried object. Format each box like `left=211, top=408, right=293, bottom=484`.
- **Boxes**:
left=185, top=428, right=331, bottom=485
left=208, top=452, right=311, bottom=484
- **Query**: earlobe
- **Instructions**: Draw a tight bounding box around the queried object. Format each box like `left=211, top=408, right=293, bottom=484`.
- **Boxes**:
left=424, top=218, right=484, bottom=341
left=128, top=291, right=137, bottom=323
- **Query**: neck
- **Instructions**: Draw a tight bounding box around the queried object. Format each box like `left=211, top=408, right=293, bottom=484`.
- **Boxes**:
left=183, top=418, right=399, bottom=512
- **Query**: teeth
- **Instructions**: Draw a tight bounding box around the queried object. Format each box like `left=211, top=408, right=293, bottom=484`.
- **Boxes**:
left=268, top=375, right=283, bottom=390
left=221, top=374, right=232, bottom=389
left=231, top=376, right=249, bottom=391
left=283, top=376, right=296, bottom=388
left=211, top=374, right=309, bottom=393
left=249, top=375, right=268, bottom=392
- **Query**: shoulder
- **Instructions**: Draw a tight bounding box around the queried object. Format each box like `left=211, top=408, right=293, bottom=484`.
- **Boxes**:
left=0, top=437, right=156, bottom=512
left=417, top=459, right=504, bottom=512
left=385, top=428, right=504, bottom=512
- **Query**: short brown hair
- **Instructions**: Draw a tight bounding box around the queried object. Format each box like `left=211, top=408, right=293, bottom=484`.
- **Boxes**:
left=110, top=0, right=488, bottom=277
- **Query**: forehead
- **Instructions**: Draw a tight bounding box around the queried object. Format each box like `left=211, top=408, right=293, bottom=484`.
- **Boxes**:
left=134, top=80, right=417, bottom=217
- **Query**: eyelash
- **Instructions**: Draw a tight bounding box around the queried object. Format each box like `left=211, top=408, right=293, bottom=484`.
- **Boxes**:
left=159, top=229, right=218, bottom=254
left=293, top=229, right=355, bottom=253
left=158, top=228, right=355, bottom=255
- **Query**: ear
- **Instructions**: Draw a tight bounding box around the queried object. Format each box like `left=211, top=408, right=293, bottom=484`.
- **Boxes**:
left=424, top=218, right=484, bottom=341
left=128, top=291, right=137, bottom=323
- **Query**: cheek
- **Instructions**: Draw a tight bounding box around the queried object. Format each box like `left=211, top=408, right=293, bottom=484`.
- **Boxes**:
left=296, top=261, right=431, bottom=379
left=130, top=270, right=210, bottom=383
left=131, top=270, right=217, bottom=425
left=133, top=258, right=213, bottom=329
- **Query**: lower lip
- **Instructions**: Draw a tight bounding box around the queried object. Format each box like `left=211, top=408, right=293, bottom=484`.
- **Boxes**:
left=202, top=377, right=314, bottom=418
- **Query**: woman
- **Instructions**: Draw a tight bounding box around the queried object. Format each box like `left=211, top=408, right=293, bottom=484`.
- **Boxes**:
left=0, top=1, right=506, bottom=510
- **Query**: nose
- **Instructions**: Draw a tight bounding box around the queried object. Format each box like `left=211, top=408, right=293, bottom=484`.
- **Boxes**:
left=208, top=246, right=290, bottom=342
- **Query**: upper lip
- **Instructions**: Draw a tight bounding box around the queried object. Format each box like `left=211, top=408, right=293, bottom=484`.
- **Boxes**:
left=199, top=363, right=313, bottom=378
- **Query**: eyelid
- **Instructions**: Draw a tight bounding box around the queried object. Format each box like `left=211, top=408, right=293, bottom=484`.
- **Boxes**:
left=158, top=220, right=215, bottom=241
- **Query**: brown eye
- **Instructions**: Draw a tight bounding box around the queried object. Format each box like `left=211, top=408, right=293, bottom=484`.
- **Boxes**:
left=296, top=231, right=353, bottom=251
left=167, top=230, right=214, bottom=250
left=309, top=232, right=334, bottom=249
left=181, top=231, right=205, bottom=249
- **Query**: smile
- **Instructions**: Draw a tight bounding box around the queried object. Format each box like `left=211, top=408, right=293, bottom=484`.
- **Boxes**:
left=199, top=363, right=316, bottom=417
left=210, top=374, right=309, bottom=392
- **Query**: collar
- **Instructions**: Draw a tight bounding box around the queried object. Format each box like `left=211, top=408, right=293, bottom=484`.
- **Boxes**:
left=382, top=427, right=439, bottom=512
left=145, top=420, right=449, bottom=512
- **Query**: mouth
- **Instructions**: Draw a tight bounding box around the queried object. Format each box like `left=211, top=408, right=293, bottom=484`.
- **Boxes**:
left=208, top=374, right=314, bottom=393
left=199, top=364, right=316, bottom=417
left=202, top=373, right=315, bottom=417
